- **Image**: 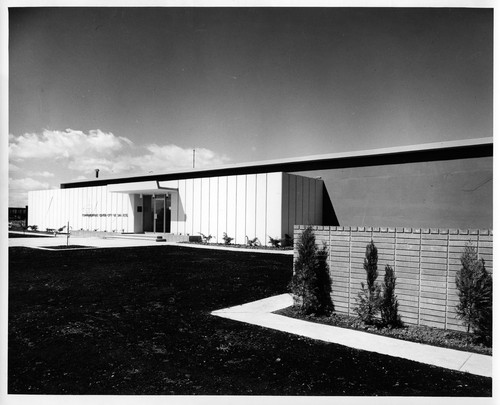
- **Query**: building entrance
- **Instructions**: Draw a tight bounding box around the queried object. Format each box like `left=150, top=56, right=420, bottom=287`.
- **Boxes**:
left=143, top=194, right=171, bottom=233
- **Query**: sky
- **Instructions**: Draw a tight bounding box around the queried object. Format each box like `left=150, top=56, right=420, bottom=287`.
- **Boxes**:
left=7, top=6, right=493, bottom=206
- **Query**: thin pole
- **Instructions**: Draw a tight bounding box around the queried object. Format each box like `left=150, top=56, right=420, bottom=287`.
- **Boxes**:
left=193, top=149, right=195, bottom=168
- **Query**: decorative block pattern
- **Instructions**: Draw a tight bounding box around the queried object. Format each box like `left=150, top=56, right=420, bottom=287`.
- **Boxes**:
left=293, top=226, right=493, bottom=331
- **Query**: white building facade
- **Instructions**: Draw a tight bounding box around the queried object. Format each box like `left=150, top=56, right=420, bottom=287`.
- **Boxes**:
left=28, top=172, right=323, bottom=245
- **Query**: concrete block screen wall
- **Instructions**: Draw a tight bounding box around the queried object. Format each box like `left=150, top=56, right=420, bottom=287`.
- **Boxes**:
left=293, top=225, right=493, bottom=331
left=28, top=172, right=323, bottom=245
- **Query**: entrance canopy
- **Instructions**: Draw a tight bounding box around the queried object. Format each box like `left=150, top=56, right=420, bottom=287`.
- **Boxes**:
left=107, top=181, right=177, bottom=195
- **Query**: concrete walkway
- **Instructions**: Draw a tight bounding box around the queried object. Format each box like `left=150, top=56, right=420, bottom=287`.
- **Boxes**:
left=8, top=233, right=293, bottom=254
left=8, top=233, right=169, bottom=249
left=211, top=294, right=492, bottom=378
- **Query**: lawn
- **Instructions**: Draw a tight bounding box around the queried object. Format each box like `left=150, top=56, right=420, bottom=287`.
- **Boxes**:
left=8, top=245, right=491, bottom=396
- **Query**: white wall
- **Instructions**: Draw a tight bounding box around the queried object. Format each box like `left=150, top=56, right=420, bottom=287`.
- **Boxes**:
left=27, top=172, right=323, bottom=243
left=159, top=172, right=285, bottom=245
left=28, top=186, right=136, bottom=233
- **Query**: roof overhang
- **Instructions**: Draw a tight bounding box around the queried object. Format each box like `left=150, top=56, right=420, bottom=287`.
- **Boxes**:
left=107, top=181, right=177, bottom=194
left=62, top=137, right=493, bottom=189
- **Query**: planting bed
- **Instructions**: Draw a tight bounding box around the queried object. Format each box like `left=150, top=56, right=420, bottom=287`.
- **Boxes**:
left=182, top=241, right=293, bottom=251
left=276, top=307, right=492, bottom=356
left=9, top=245, right=491, bottom=396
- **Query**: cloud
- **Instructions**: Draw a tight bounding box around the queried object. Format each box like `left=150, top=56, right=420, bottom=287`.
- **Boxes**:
left=9, top=129, right=133, bottom=161
left=34, top=171, right=55, bottom=178
left=9, top=163, right=21, bottom=172
left=9, top=177, right=50, bottom=191
left=9, top=177, right=51, bottom=206
left=8, top=129, right=230, bottom=179
left=130, top=144, right=230, bottom=173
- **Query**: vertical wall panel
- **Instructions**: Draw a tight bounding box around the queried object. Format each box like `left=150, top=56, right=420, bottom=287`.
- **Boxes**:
left=200, top=178, right=210, bottom=237
left=209, top=177, right=218, bottom=239
left=113, top=190, right=120, bottom=232
left=217, top=176, right=227, bottom=243
left=97, top=187, right=102, bottom=231
left=246, top=174, right=257, bottom=242
left=107, top=187, right=112, bottom=231
left=288, top=175, right=296, bottom=233
left=192, top=178, right=202, bottom=236
left=177, top=180, right=187, bottom=235
left=66, top=189, right=72, bottom=230
left=90, top=187, right=96, bottom=231
left=74, top=188, right=80, bottom=230
left=57, top=189, right=63, bottom=227
left=184, top=179, right=194, bottom=235
left=127, top=193, right=135, bottom=232
left=302, top=177, right=309, bottom=225
left=255, top=174, right=267, bottom=245
left=60, top=188, right=66, bottom=227
left=235, top=175, right=247, bottom=244
left=295, top=176, right=303, bottom=226
left=308, top=178, right=316, bottom=225
left=169, top=183, right=179, bottom=234
left=68, top=189, right=75, bottom=230
left=315, top=180, right=323, bottom=224
left=281, top=173, right=290, bottom=237
left=226, top=176, right=237, bottom=243
left=115, top=189, right=122, bottom=232
left=266, top=173, right=282, bottom=244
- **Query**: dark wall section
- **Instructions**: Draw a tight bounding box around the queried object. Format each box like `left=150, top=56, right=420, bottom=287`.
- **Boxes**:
left=295, top=156, right=493, bottom=229
left=322, top=183, right=340, bottom=226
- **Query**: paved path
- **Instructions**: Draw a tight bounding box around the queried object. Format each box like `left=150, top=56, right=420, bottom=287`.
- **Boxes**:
left=8, top=234, right=168, bottom=249
left=8, top=233, right=293, bottom=254
left=211, top=294, right=492, bottom=378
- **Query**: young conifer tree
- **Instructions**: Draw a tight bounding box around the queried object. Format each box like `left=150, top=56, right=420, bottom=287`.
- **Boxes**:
left=355, top=240, right=381, bottom=324
left=455, top=243, right=492, bottom=344
left=380, top=265, right=402, bottom=328
left=290, top=226, right=334, bottom=315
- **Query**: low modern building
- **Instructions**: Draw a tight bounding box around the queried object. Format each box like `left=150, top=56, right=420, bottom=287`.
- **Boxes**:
left=28, top=172, right=323, bottom=244
left=27, top=137, right=493, bottom=244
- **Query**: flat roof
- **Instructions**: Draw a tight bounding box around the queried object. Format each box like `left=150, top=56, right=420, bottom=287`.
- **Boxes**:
left=61, top=137, right=493, bottom=189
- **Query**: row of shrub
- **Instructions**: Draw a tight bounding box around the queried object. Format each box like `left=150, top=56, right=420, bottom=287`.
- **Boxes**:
left=290, top=226, right=492, bottom=345
left=198, top=232, right=293, bottom=248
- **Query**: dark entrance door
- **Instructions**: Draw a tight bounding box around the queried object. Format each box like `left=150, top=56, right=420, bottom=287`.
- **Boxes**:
left=143, top=194, right=170, bottom=233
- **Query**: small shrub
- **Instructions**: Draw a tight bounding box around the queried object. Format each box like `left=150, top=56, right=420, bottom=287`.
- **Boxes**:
left=269, top=236, right=281, bottom=248
left=246, top=236, right=260, bottom=246
left=380, top=265, right=402, bottom=328
left=28, top=225, right=38, bottom=231
left=222, top=232, right=233, bottom=245
left=289, top=226, right=334, bottom=315
left=355, top=240, right=382, bottom=324
left=455, top=243, right=492, bottom=345
left=199, top=232, right=213, bottom=244
left=281, top=234, right=293, bottom=248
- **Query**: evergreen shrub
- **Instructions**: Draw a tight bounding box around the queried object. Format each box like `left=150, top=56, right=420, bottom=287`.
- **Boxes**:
left=380, top=265, right=402, bottom=328
left=355, top=240, right=382, bottom=324
left=289, top=226, right=334, bottom=315
left=455, top=243, right=492, bottom=345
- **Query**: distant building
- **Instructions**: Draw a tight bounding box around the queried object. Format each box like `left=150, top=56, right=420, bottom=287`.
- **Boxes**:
left=27, top=138, right=492, bottom=243
left=9, top=206, right=28, bottom=222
